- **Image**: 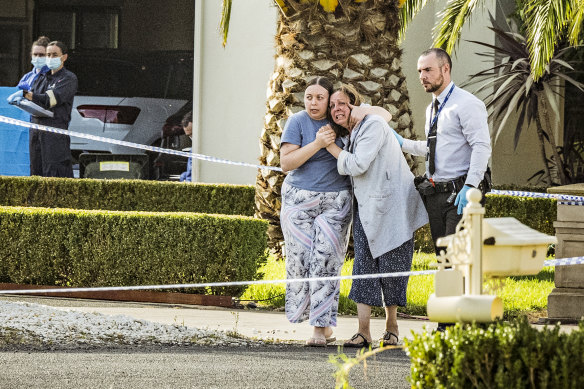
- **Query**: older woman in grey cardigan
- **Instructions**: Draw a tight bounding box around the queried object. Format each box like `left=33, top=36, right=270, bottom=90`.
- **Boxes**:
left=322, top=84, right=428, bottom=347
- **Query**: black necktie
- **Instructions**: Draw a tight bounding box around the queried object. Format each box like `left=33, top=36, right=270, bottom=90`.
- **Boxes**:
left=427, top=99, right=440, bottom=175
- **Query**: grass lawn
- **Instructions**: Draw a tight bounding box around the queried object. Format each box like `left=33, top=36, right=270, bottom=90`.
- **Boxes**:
left=240, top=252, right=555, bottom=320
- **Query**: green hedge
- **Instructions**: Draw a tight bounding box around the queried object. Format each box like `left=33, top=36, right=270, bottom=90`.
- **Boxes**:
left=0, top=176, right=558, bottom=255
left=414, top=194, right=557, bottom=253
left=0, top=176, right=254, bottom=216
left=406, top=318, right=584, bottom=388
left=0, top=206, right=268, bottom=296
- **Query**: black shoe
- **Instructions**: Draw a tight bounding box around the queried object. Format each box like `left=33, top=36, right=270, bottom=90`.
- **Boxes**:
left=435, top=322, right=454, bottom=333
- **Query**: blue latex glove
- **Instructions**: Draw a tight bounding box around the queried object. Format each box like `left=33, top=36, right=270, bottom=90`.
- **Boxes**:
left=391, top=128, right=404, bottom=147
left=6, top=90, right=24, bottom=104
left=454, top=185, right=472, bottom=215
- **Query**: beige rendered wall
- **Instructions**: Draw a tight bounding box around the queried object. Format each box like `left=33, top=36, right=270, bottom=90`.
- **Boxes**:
left=192, top=0, right=277, bottom=185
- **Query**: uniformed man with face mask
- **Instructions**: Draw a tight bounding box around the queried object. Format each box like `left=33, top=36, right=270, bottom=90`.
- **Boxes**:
left=21, top=41, right=78, bottom=177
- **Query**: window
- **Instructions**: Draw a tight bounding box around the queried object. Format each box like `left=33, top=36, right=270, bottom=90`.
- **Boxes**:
left=66, top=50, right=194, bottom=99
left=36, top=6, right=119, bottom=50
left=0, top=26, right=24, bottom=85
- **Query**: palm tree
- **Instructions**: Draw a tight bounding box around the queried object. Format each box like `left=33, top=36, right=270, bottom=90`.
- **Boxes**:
left=222, top=0, right=417, bottom=252
left=217, top=0, right=583, bottom=249
left=401, top=0, right=584, bottom=81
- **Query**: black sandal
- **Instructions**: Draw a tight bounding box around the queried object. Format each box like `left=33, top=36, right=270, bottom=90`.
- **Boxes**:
left=343, top=333, right=370, bottom=348
left=380, top=331, right=399, bottom=345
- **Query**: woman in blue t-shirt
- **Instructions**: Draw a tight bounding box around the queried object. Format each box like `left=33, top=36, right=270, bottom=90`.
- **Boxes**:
left=280, top=76, right=391, bottom=347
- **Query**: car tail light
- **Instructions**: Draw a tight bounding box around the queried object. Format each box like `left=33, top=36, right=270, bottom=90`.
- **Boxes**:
left=77, top=105, right=141, bottom=125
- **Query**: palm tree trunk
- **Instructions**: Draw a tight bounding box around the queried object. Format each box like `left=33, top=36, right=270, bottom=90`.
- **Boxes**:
left=255, top=0, right=416, bottom=254
left=534, top=111, right=553, bottom=186
left=538, top=93, right=567, bottom=184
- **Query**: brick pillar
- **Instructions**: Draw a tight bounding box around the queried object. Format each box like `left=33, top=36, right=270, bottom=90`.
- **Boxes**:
left=547, top=184, right=584, bottom=320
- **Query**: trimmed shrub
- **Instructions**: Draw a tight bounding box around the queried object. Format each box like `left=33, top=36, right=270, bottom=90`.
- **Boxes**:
left=0, top=206, right=268, bottom=296
left=414, top=194, right=557, bottom=253
left=406, top=318, right=584, bottom=388
left=0, top=176, right=254, bottom=216
left=0, top=176, right=558, bottom=254
left=485, top=194, right=556, bottom=235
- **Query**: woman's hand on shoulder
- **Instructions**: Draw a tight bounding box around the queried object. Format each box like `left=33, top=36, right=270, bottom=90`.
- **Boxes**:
left=348, top=103, right=366, bottom=130
left=349, top=104, right=392, bottom=128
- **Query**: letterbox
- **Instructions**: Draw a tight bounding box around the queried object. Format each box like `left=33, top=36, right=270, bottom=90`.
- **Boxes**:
left=482, top=217, right=557, bottom=277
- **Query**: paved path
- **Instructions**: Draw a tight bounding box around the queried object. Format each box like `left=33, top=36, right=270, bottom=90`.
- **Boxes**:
left=9, top=295, right=437, bottom=345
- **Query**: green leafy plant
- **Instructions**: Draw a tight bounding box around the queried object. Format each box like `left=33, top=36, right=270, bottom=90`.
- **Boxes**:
left=406, top=318, right=584, bottom=388
left=0, top=176, right=255, bottom=216
left=463, top=16, right=584, bottom=185
left=330, top=344, right=402, bottom=389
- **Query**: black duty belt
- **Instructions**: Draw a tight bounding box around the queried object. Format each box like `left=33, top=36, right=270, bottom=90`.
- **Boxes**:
left=432, top=176, right=467, bottom=193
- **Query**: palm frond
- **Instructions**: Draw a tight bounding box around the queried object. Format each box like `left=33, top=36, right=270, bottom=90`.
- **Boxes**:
left=524, top=0, right=568, bottom=81
left=220, top=0, right=233, bottom=48
left=567, top=0, right=584, bottom=46
left=555, top=72, right=584, bottom=92
left=433, top=0, right=487, bottom=54
left=399, top=0, right=430, bottom=42
left=513, top=99, right=529, bottom=149
left=550, top=58, right=575, bottom=70
left=542, top=82, right=561, bottom=120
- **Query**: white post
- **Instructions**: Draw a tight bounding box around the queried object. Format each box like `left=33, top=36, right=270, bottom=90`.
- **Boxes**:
left=466, top=188, right=485, bottom=295
left=191, top=0, right=204, bottom=182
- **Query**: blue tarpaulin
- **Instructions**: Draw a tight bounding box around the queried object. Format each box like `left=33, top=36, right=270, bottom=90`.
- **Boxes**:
left=0, top=87, right=30, bottom=176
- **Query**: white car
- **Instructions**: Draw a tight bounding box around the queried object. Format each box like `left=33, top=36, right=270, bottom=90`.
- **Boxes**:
left=66, top=49, right=193, bottom=179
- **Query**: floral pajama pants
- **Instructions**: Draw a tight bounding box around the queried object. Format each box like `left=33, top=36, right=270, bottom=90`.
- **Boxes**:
left=280, top=182, right=352, bottom=327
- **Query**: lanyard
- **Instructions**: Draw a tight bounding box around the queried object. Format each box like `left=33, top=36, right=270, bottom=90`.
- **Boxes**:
left=428, top=83, right=456, bottom=130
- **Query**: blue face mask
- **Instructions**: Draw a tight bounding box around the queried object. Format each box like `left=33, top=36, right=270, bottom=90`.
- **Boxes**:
left=31, top=57, right=46, bottom=70
left=46, top=57, right=62, bottom=70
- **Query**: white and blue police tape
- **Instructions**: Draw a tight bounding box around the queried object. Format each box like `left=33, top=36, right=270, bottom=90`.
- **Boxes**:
left=0, top=269, right=438, bottom=295
left=0, top=256, right=583, bottom=295
left=2, top=115, right=584, bottom=203
left=0, top=115, right=283, bottom=172
left=544, top=256, right=584, bottom=267
left=489, top=189, right=584, bottom=205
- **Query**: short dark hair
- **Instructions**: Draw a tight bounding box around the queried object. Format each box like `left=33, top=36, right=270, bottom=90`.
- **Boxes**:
left=421, top=48, right=452, bottom=72
left=48, top=41, right=68, bottom=55
left=32, top=36, right=50, bottom=48
left=181, top=111, right=192, bottom=128
left=306, top=76, right=334, bottom=97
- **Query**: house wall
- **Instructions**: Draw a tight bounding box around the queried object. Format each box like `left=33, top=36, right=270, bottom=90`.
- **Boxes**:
left=192, top=0, right=277, bottom=185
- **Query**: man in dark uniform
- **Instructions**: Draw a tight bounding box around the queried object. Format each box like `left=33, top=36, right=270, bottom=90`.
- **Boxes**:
left=22, top=41, right=77, bottom=177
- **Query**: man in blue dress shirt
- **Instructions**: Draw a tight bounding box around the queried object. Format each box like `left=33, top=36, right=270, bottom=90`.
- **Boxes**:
left=398, top=47, right=491, bottom=252
left=396, top=48, right=491, bottom=331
